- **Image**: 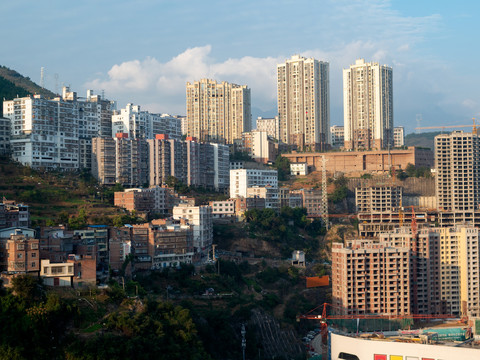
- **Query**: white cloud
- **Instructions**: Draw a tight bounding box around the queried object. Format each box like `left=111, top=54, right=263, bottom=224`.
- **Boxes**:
left=86, top=46, right=282, bottom=115
left=83, top=1, right=478, bottom=133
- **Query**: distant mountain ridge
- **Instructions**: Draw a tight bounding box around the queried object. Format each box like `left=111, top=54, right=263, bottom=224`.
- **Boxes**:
left=0, top=65, right=56, bottom=114
left=405, top=131, right=442, bottom=150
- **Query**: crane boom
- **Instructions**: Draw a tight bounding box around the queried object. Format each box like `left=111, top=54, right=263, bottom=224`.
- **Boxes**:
left=298, top=303, right=457, bottom=321
left=415, top=124, right=473, bottom=130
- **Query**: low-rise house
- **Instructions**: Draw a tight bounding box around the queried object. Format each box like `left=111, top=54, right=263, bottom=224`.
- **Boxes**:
left=40, top=259, right=74, bottom=287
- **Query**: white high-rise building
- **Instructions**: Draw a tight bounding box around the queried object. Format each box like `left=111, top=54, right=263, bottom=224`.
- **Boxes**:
left=112, top=104, right=182, bottom=140
left=230, top=169, right=278, bottom=198
left=186, top=79, right=251, bottom=144
left=343, top=59, right=393, bottom=150
left=277, top=55, right=330, bottom=151
left=4, top=94, right=79, bottom=170
left=435, top=131, right=480, bottom=214
left=3, top=87, right=115, bottom=170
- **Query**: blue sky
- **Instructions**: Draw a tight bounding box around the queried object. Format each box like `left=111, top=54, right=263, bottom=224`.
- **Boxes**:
left=1, top=0, right=480, bottom=134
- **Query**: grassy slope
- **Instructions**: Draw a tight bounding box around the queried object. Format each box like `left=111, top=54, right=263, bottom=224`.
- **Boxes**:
left=0, top=156, right=123, bottom=226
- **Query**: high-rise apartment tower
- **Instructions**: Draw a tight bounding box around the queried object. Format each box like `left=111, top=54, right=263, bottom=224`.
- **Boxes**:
left=277, top=55, right=330, bottom=151
left=435, top=131, right=480, bottom=214
left=343, top=59, right=393, bottom=150
left=186, top=79, right=251, bottom=144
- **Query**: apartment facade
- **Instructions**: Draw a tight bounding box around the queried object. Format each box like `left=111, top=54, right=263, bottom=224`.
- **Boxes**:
left=330, top=125, right=344, bottom=148
left=0, top=117, right=10, bottom=155
left=112, top=104, right=182, bottom=140
left=4, top=95, right=79, bottom=169
left=114, top=186, right=174, bottom=215
left=209, top=200, right=236, bottom=218
left=334, top=226, right=480, bottom=318
left=277, top=55, right=330, bottom=151
left=92, top=137, right=116, bottom=185
left=230, top=168, right=278, bottom=198
left=0, top=200, right=30, bottom=229
left=114, top=134, right=148, bottom=187
left=300, top=189, right=325, bottom=216
left=435, top=131, right=480, bottom=214
left=394, top=126, right=405, bottom=147
left=343, top=59, right=393, bottom=150
left=379, top=227, right=441, bottom=315
left=186, top=79, right=251, bottom=144
left=172, top=205, right=213, bottom=254
left=241, top=130, right=276, bottom=164
left=438, top=226, right=480, bottom=317
left=355, top=186, right=402, bottom=214
left=148, top=135, right=229, bottom=191
left=290, top=163, right=308, bottom=176
left=3, top=88, right=115, bottom=170
left=246, top=186, right=279, bottom=209
left=148, top=224, right=194, bottom=269
left=332, top=239, right=411, bottom=316
left=40, top=259, right=74, bottom=287
left=256, top=116, right=280, bottom=140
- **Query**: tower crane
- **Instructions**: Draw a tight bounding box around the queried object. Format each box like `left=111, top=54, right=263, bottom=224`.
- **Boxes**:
left=415, top=118, right=477, bottom=133
left=298, top=303, right=457, bottom=344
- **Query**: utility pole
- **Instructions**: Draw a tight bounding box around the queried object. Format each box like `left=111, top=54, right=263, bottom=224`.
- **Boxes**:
left=321, top=155, right=329, bottom=230
left=241, top=323, right=246, bottom=360
left=212, top=244, right=220, bottom=275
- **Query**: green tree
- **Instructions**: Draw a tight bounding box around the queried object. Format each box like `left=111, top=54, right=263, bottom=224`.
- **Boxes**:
left=11, top=275, right=42, bottom=303
left=274, top=155, right=290, bottom=181
left=405, top=163, right=416, bottom=177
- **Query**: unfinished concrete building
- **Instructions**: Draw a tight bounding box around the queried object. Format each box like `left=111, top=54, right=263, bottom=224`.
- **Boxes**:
left=332, top=239, right=411, bottom=316
left=355, top=186, right=402, bottom=214
left=435, top=131, right=480, bottom=225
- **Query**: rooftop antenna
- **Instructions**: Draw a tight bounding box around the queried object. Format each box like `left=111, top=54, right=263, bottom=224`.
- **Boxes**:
left=40, top=67, right=45, bottom=88
left=54, top=73, right=59, bottom=94
left=416, top=114, right=422, bottom=133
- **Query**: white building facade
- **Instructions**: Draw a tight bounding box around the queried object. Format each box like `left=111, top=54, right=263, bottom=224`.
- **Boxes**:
left=112, top=104, right=182, bottom=140
left=277, top=55, right=330, bottom=151
left=172, top=204, right=213, bottom=254
left=3, top=87, right=115, bottom=170
left=343, top=59, right=393, bottom=150
left=256, top=116, right=280, bottom=140
left=230, top=168, right=278, bottom=198
left=394, top=126, right=405, bottom=147
left=330, top=125, right=344, bottom=148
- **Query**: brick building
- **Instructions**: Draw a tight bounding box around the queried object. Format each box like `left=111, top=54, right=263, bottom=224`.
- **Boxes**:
left=283, top=147, right=433, bottom=174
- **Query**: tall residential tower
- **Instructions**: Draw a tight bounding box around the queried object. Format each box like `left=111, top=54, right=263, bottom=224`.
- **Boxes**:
left=186, top=79, right=251, bottom=144
left=277, top=55, right=330, bottom=151
left=343, top=59, right=393, bottom=150
left=435, top=131, right=480, bottom=216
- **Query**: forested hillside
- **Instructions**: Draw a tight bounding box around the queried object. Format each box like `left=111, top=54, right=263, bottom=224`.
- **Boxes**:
left=0, top=65, right=56, bottom=113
